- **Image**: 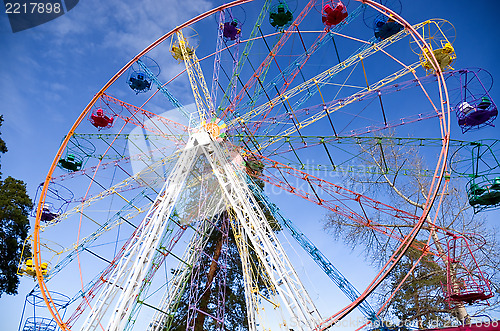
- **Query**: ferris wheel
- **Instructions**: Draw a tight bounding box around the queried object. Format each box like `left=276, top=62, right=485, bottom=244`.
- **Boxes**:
left=18, top=0, right=498, bottom=330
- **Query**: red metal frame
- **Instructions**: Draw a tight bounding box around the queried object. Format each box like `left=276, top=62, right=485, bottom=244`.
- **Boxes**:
left=444, top=234, right=493, bottom=307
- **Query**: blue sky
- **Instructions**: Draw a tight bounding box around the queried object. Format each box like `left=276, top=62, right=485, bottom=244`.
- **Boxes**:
left=1, top=0, right=500, bottom=330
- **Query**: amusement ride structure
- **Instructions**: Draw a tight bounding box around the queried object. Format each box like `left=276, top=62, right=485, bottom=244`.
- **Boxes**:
left=16, top=0, right=499, bottom=330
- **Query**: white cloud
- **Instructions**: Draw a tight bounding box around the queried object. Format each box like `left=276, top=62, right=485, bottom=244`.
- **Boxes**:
left=42, top=0, right=215, bottom=56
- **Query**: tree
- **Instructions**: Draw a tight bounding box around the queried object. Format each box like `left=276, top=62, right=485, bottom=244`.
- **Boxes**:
left=388, top=241, right=449, bottom=329
left=322, top=135, right=500, bottom=326
left=166, top=213, right=273, bottom=331
left=0, top=115, right=33, bottom=297
left=161, top=156, right=276, bottom=330
left=168, top=220, right=249, bottom=331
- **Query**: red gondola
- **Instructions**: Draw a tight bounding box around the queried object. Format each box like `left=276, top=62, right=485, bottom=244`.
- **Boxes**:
left=322, top=1, right=348, bottom=28
left=90, top=108, right=114, bottom=130
left=443, top=234, right=493, bottom=306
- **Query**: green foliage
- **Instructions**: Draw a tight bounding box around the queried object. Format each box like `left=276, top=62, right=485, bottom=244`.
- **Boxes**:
left=167, top=226, right=254, bottom=331
left=0, top=116, right=33, bottom=296
left=0, top=177, right=33, bottom=296
left=164, top=156, right=278, bottom=330
left=388, top=242, right=449, bottom=329
left=0, top=116, right=7, bottom=155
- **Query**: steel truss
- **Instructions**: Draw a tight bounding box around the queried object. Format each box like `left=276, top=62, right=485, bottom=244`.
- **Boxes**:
left=82, top=130, right=320, bottom=330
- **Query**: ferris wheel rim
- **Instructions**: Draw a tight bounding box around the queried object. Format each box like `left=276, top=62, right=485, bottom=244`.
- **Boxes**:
left=31, top=0, right=453, bottom=329
left=32, top=0, right=258, bottom=329
left=313, top=0, right=452, bottom=327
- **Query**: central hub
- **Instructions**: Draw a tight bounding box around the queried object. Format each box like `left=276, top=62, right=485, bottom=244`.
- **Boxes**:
left=203, top=117, right=227, bottom=140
